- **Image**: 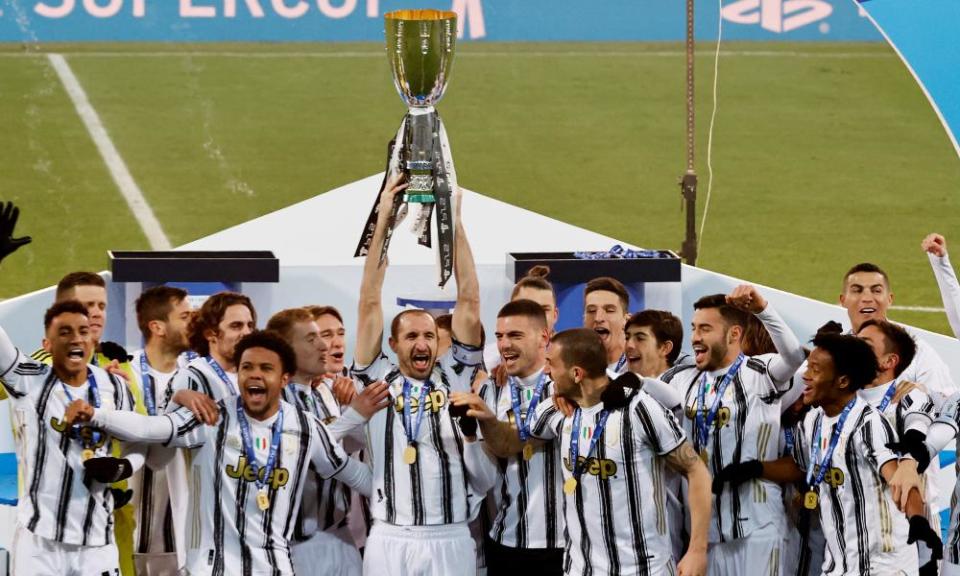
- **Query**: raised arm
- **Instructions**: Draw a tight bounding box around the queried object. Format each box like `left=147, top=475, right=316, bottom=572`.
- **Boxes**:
left=923, top=233, right=960, bottom=338
left=727, top=284, right=804, bottom=385
left=451, top=189, right=481, bottom=347
left=355, top=175, right=407, bottom=366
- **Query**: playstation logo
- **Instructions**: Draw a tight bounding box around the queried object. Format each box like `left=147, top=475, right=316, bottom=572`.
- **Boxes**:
left=721, top=0, right=833, bottom=33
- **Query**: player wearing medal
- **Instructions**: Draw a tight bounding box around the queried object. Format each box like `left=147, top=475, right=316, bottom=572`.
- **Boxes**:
left=455, top=328, right=712, bottom=576
left=583, top=277, right=631, bottom=377
left=471, top=299, right=564, bottom=575
left=128, top=286, right=193, bottom=574
left=793, top=333, right=940, bottom=575
left=349, top=174, right=494, bottom=576
left=2, top=301, right=139, bottom=576
left=267, top=307, right=388, bottom=576
left=64, top=330, right=374, bottom=575
left=839, top=262, right=956, bottom=402
left=669, top=286, right=805, bottom=575
left=168, top=291, right=256, bottom=411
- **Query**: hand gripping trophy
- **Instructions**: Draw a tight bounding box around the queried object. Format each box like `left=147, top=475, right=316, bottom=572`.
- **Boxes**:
left=355, top=9, right=459, bottom=287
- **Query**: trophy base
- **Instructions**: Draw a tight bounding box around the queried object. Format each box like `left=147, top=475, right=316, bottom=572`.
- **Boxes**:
left=405, top=193, right=436, bottom=203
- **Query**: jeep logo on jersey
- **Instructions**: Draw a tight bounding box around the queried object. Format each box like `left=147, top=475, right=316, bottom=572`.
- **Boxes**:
left=562, top=456, right=618, bottom=480
left=812, top=464, right=845, bottom=488
left=684, top=406, right=732, bottom=428
left=394, top=390, right=447, bottom=414
left=50, top=417, right=108, bottom=449
left=721, top=0, right=833, bottom=33
left=225, top=456, right=290, bottom=490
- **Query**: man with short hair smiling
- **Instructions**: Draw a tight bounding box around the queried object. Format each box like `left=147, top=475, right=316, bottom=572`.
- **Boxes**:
left=624, top=309, right=692, bottom=381
left=839, top=262, right=955, bottom=401
left=670, top=285, right=805, bottom=575
left=795, top=333, right=939, bottom=576
left=0, top=301, right=138, bottom=576
left=583, top=276, right=630, bottom=376
left=65, top=331, right=373, bottom=576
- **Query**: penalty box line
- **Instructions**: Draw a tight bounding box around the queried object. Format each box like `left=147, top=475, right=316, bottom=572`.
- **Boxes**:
left=47, top=53, right=172, bottom=251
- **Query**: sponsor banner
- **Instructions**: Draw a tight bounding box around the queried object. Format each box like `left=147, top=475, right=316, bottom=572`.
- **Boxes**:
left=0, top=0, right=881, bottom=42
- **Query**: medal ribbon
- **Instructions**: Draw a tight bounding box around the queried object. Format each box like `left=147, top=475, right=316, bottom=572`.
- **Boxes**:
left=569, top=408, right=610, bottom=483
left=784, top=427, right=795, bottom=457
left=695, top=354, right=745, bottom=451
left=876, top=382, right=897, bottom=413
left=806, top=397, right=857, bottom=488
left=236, top=400, right=284, bottom=503
left=139, top=352, right=157, bottom=416
left=613, top=353, right=627, bottom=374
left=402, top=378, right=433, bottom=447
left=509, top=371, right=548, bottom=442
left=61, top=370, right=101, bottom=449
left=206, top=356, right=238, bottom=396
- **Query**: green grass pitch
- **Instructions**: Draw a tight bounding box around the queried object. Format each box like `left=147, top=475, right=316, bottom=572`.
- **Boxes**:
left=1, top=41, right=958, bottom=334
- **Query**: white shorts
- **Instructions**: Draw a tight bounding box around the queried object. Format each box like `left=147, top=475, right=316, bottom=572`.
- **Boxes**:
left=11, top=524, right=119, bottom=576
left=708, top=522, right=782, bottom=576
left=290, top=525, right=361, bottom=576
left=364, top=521, right=477, bottom=576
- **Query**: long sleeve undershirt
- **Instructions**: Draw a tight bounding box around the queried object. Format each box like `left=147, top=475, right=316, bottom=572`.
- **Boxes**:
left=929, top=252, right=960, bottom=340
left=756, top=304, right=806, bottom=385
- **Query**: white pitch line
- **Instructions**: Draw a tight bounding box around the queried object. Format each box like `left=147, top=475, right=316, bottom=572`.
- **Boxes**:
left=890, top=305, right=947, bottom=313
left=0, top=50, right=896, bottom=60
left=47, top=53, right=172, bottom=251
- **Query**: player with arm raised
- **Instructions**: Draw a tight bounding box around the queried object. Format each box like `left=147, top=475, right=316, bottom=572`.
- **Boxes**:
left=66, top=331, right=373, bottom=576
left=2, top=301, right=139, bottom=576
left=351, top=174, right=493, bottom=576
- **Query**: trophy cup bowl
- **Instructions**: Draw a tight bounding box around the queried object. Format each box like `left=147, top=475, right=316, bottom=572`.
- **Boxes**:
left=385, top=9, right=457, bottom=108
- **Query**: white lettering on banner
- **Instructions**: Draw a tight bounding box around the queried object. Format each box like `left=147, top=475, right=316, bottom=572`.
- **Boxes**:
left=366, top=0, right=376, bottom=17
left=181, top=0, right=216, bottom=17
left=452, top=0, right=485, bottom=39
left=721, top=0, right=832, bottom=33
left=273, top=0, right=308, bottom=19
left=84, top=0, right=123, bottom=18
left=317, top=0, right=355, bottom=19
left=35, top=0, right=75, bottom=18
left=225, top=0, right=265, bottom=17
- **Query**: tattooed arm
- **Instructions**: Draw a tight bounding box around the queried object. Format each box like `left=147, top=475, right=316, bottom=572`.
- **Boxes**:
left=665, top=441, right=711, bottom=576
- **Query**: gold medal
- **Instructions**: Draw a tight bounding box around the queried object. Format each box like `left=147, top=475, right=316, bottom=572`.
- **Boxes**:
left=522, top=443, right=534, bottom=461
left=403, top=445, right=417, bottom=465
left=81, top=449, right=94, bottom=461
left=257, top=490, right=270, bottom=511
left=563, top=477, right=578, bottom=495
left=803, top=490, right=819, bottom=510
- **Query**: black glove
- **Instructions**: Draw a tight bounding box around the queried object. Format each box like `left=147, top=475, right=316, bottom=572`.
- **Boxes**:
left=711, top=459, right=763, bottom=495
left=99, top=341, right=131, bottom=363
left=449, top=403, right=478, bottom=438
left=111, top=488, right=134, bottom=509
left=0, top=201, right=31, bottom=263
left=886, top=429, right=932, bottom=473
left=84, top=456, right=134, bottom=484
left=908, top=515, right=943, bottom=562
left=919, top=558, right=939, bottom=576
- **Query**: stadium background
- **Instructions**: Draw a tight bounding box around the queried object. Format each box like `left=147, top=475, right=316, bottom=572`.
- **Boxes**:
left=0, top=0, right=958, bottom=335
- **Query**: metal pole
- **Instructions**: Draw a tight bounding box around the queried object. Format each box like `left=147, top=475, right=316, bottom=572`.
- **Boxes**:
left=680, top=0, right=699, bottom=266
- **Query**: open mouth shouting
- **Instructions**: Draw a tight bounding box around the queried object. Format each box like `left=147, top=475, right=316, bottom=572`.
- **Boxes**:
left=501, top=349, right=520, bottom=370
left=66, top=347, right=86, bottom=364
left=692, top=343, right=709, bottom=366
left=410, top=350, right=432, bottom=373
left=245, top=381, right=267, bottom=402
left=593, top=327, right=611, bottom=343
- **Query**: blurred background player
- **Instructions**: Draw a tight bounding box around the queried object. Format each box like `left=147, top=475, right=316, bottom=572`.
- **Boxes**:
left=583, top=276, right=630, bottom=377
left=129, top=285, right=192, bottom=575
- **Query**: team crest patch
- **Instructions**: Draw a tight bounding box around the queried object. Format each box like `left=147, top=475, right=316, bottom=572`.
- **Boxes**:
left=227, top=435, right=242, bottom=449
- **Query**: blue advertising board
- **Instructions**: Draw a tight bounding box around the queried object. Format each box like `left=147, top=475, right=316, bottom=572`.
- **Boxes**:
left=0, top=0, right=881, bottom=42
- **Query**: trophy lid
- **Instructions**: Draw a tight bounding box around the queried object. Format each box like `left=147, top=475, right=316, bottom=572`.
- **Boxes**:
left=385, top=10, right=457, bottom=108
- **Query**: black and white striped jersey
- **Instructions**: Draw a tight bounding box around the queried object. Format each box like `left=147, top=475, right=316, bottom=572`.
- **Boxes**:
left=351, top=342, right=484, bottom=526
left=793, top=397, right=917, bottom=576
left=857, top=381, right=935, bottom=437
left=165, top=396, right=356, bottom=575
left=166, top=355, right=238, bottom=406
left=129, top=349, right=179, bottom=555
left=530, top=388, right=687, bottom=576
left=672, top=354, right=792, bottom=544
left=0, top=350, right=134, bottom=547
left=281, top=380, right=351, bottom=539
left=479, top=368, right=564, bottom=549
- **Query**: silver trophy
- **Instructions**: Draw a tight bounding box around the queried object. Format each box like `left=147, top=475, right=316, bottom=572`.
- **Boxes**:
left=356, top=9, right=459, bottom=287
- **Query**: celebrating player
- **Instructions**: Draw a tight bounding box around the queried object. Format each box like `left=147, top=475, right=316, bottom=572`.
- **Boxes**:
left=582, top=276, right=631, bottom=377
